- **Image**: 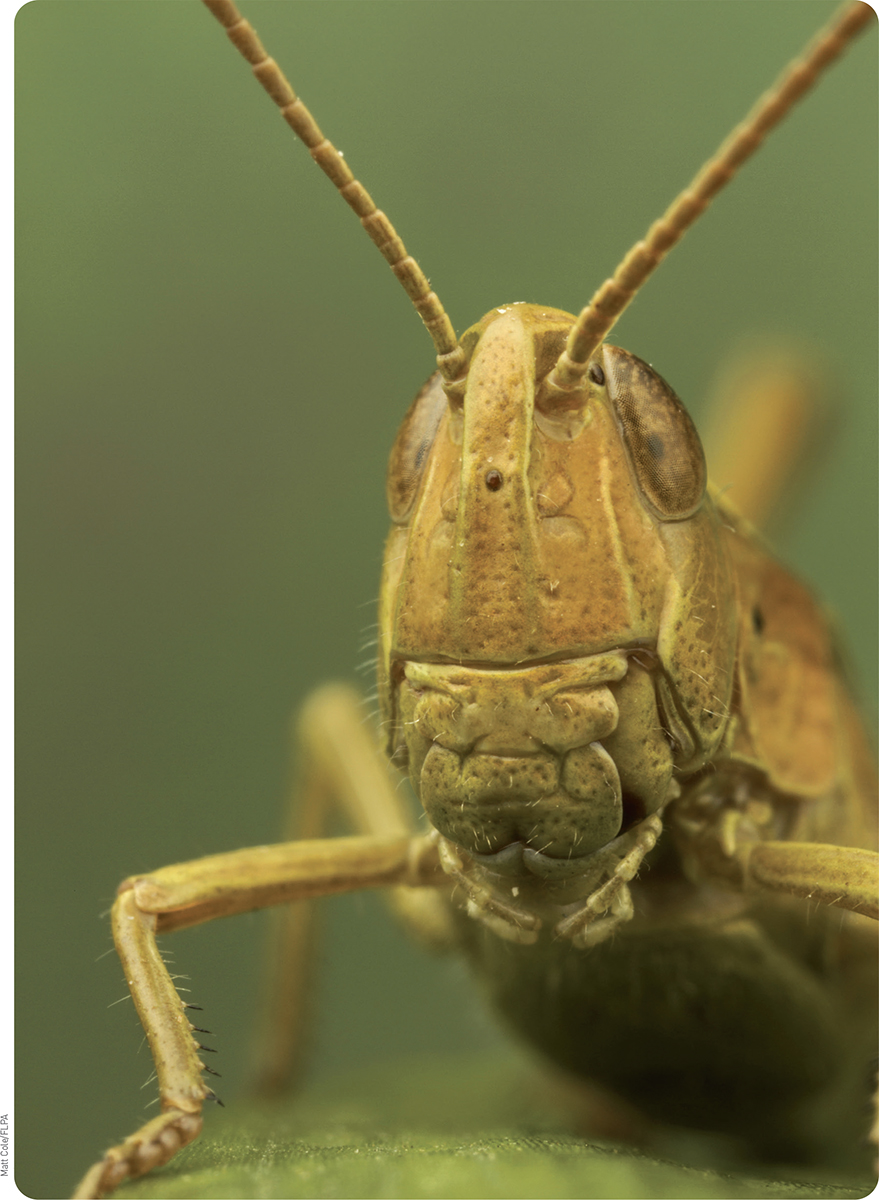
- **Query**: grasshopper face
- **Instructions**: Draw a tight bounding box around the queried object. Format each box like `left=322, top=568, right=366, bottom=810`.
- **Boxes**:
left=379, top=304, right=737, bottom=913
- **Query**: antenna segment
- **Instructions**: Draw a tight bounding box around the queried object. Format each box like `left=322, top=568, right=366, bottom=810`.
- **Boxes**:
left=540, top=1, right=874, bottom=406
left=202, top=0, right=466, bottom=385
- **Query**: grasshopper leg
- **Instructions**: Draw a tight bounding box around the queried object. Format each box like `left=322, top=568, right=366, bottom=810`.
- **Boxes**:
left=253, top=684, right=454, bottom=1095
left=73, top=830, right=443, bottom=1198
left=72, top=890, right=208, bottom=1199
left=700, top=345, right=831, bottom=532
left=738, top=840, right=879, bottom=920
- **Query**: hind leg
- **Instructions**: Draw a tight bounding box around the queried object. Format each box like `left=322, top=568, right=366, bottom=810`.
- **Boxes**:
left=252, top=684, right=453, bottom=1095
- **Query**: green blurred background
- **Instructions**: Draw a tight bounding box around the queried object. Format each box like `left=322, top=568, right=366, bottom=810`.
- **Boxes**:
left=16, top=3, right=877, bottom=1197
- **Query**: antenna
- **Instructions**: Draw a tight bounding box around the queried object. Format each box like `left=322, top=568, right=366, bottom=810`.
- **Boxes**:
left=539, top=1, right=874, bottom=407
left=202, top=0, right=466, bottom=386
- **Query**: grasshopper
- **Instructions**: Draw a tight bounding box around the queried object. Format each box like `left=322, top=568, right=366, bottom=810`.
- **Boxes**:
left=67, top=2, right=878, bottom=1196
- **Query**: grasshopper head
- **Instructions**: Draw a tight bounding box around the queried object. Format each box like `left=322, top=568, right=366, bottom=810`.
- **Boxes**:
left=379, top=304, right=736, bottom=900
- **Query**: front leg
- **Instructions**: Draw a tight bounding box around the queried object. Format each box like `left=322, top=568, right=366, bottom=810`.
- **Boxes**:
left=254, top=686, right=456, bottom=1096
left=669, top=779, right=879, bottom=920
left=73, top=833, right=443, bottom=1199
left=73, top=892, right=209, bottom=1200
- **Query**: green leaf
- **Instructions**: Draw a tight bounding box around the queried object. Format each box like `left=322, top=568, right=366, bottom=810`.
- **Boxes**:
left=116, top=1056, right=875, bottom=1200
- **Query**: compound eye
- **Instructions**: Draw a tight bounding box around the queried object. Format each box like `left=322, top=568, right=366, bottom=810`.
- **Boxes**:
left=602, top=345, right=706, bottom=520
left=386, top=372, right=447, bottom=523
